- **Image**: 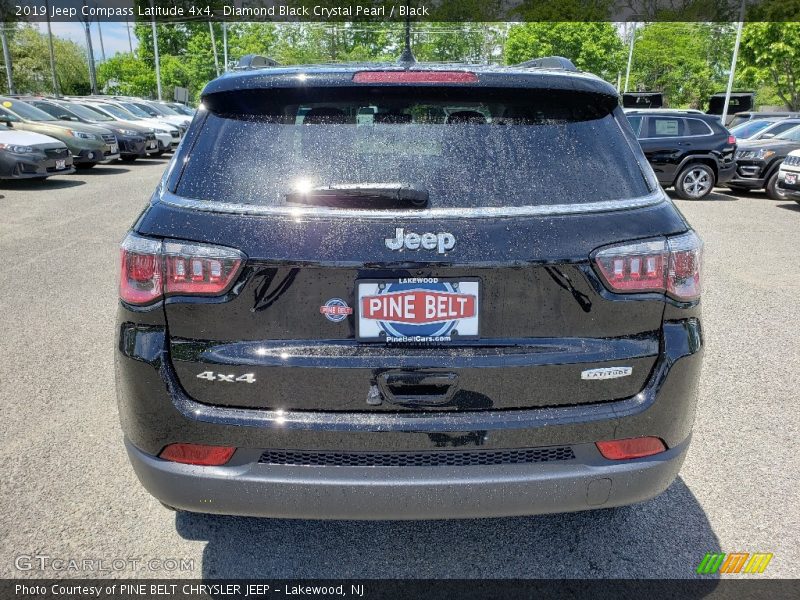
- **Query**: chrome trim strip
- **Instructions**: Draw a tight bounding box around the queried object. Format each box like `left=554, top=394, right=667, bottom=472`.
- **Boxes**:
left=157, top=190, right=667, bottom=220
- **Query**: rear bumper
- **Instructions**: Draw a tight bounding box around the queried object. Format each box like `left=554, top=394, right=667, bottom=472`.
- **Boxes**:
left=716, top=161, right=736, bottom=184
left=126, top=436, right=690, bottom=519
left=116, top=315, right=703, bottom=519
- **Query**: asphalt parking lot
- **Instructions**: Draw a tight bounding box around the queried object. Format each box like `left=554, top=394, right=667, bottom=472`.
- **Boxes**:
left=1, top=160, right=798, bottom=579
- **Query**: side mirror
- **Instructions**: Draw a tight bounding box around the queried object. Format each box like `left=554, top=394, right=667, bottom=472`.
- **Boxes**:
left=3, top=119, right=12, bottom=128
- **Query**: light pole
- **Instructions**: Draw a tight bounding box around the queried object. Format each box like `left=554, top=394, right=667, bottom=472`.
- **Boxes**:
left=82, top=0, right=98, bottom=94
left=126, top=16, right=133, bottom=53
left=623, top=22, right=637, bottom=93
left=150, top=0, right=162, bottom=100
left=222, top=21, right=228, bottom=72
left=722, top=1, right=747, bottom=125
left=45, top=0, right=59, bottom=95
left=0, top=25, right=14, bottom=95
left=209, top=22, right=219, bottom=77
left=95, top=4, right=106, bottom=62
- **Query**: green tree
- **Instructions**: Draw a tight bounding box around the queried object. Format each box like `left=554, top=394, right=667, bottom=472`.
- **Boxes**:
left=629, top=22, right=734, bottom=108
left=7, top=25, right=90, bottom=95
left=97, top=53, right=155, bottom=97
left=504, top=22, right=624, bottom=81
left=740, top=20, right=800, bottom=110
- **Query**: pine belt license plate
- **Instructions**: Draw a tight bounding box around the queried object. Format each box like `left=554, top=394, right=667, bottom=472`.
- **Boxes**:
left=356, top=278, right=480, bottom=343
left=785, top=172, right=798, bottom=185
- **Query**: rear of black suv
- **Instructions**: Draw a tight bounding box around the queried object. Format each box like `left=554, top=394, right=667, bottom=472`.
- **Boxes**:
left=116, top=63, right=703, bottom=519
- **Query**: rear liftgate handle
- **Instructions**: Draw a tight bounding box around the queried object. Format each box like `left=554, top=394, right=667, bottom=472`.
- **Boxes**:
left=376, top=371, right=460, bottom=407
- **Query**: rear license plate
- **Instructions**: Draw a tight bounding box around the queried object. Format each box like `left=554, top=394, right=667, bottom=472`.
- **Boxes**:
left=785, top=172, right=797, bottom=185
left=55, top=159, right=66, bottom=170
left=356, top=278, right=479, bottom=342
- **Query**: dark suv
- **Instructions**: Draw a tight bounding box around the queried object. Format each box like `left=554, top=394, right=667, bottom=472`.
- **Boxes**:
left=116, top=58, right=704, bottom=519
left=625, top=110, right=736, bottom=199
left=728, top=125, right=800, bottom=199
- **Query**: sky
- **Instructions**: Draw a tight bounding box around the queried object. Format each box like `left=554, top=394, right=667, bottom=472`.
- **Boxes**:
left=37, top=21, right=138, bottom=61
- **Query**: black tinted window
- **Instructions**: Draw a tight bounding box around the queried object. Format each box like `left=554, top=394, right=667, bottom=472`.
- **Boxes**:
left=177, top=88, right=650, bottom=208
left=626, top=115, right=643, bottom=136
left=686, top=119, right=712, bottom=135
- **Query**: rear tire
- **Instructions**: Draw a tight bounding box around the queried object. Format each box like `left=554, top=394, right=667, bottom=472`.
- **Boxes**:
left=674, top=163, right=715, bottom=199
left=75, top=162, right=96, bottom=169
left=120, top=156, right=137, bottom=163
left=765, top=172, right=787, bottom=200
left=151, top=150, right=165, bottom=158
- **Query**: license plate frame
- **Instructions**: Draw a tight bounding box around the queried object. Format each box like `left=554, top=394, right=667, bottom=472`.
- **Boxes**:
left=356, top=277, right=480, bottom=343
left=55, top=159, right=66, bottom=170
left=785, top=172, right=797, bottom=185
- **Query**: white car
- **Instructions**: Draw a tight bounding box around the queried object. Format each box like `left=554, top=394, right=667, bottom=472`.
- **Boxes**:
left=777, top=149, right=800, bottom=204
left=81, top=101, right=179, bottom=153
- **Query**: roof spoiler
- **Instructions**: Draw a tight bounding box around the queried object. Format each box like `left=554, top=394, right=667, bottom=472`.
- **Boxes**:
left=515, top=56, right=577, bottom=72
left=235, top=54, right=280, bottom=70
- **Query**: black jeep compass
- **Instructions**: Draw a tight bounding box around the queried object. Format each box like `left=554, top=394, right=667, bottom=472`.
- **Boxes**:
left=116, top=57, right=704, bottom=519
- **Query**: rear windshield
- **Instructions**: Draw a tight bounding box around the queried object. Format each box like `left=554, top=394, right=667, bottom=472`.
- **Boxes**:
left=176, top=88, right=651, bottom=208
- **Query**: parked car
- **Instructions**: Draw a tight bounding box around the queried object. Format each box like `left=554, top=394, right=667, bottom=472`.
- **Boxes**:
left=626, top=109, right=736, bottom=199
left=116, top=57, right=704, bottom=519
left=165, top=102, right=195, bottom=117
left=776, top=150, right=800, bottom=204
left=729, top=118, right=784, bottom=140
left=117, top=98, right=192, bottom=130
left=0, top=97, right=118, bottom=168
left=727, top=111, right=800, bottom=129
left=76, top=100, right=177, bottom=154
left=23, top=97, right=159, bottom=162
left=0, top=122, right=74, bottom=179
left=728, top=125, right=800, bottom=198
left=731, top=118, right=800, bottom=141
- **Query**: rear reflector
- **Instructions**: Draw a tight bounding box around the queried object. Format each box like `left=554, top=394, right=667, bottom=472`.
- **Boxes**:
left=353, top=71, right=478, bottom=84
left=596, top=437, right=667, bottom=460
left=593, top=231, right=702, bottom=301
left=119, top=233, right=245, bottom=305
left=159, top=443, right=236, bottom=466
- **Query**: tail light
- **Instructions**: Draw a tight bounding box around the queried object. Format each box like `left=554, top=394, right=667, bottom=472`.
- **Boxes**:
left=593, top=231, right=702, bottom=301
left=159, top=443, right=236, bottom=466
left=596, top=437, right=667, bottom=460
left=120, top=233, right=244, bottom=305
left=727, top=135, right=736, bottom=145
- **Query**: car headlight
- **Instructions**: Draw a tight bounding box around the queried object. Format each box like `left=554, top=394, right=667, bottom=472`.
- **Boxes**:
left=153, top=128, right=169, bottom=134
left=69, top=130, right=97, bottom=140
left=0, top=143, right=34, bottom=153
left=117, top=129, right=138, bottom=136
left=755, top=149, right=775, bottom=160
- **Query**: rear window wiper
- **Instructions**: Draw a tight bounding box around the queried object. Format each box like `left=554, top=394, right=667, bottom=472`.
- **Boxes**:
left=284, top=183, right=429, bottom=209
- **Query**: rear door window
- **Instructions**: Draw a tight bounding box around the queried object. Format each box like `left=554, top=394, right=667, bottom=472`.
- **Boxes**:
left=176, top=87, right=652, bottom=209
left=648, top=117, right=683, bottom=138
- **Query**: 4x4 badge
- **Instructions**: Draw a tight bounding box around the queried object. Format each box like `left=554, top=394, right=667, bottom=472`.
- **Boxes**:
left=385, top=228, right=456, bottom=254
